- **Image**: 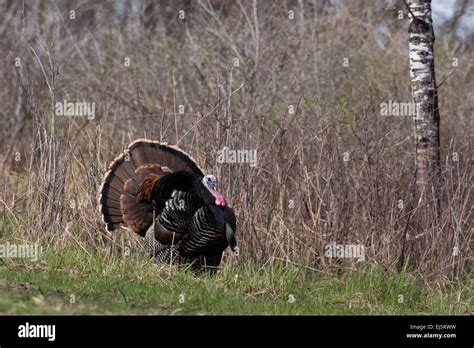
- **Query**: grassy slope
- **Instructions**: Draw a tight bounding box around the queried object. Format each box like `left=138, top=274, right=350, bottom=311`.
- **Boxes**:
left=0, top=248, right=471, bottom=315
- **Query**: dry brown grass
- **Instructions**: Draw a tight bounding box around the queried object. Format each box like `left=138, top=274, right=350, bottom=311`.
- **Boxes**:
left=0, top=0, right=472, bottom=280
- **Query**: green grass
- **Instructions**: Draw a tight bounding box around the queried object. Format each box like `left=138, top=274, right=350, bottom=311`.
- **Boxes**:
left=0, top=247, right=472, bottom=315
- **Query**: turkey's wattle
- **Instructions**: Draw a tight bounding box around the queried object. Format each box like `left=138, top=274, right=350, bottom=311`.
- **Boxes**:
left=98, top=139, right=237, bottom=272
left=202, top=175, right=227, bottom=207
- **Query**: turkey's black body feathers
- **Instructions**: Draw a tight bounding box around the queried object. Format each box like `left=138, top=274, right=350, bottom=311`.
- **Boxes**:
left=98, top=139, right=237, bottom=272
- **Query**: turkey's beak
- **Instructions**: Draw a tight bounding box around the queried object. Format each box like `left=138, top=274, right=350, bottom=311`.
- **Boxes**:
left=225, top=223, right=236, bottom=251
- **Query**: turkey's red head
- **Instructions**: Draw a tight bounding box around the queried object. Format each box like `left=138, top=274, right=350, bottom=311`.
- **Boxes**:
left=202, top=175, right=226, bottom=207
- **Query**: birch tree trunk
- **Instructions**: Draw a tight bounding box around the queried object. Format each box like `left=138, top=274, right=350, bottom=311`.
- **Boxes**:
left=407, top=0, right=441, bottom=210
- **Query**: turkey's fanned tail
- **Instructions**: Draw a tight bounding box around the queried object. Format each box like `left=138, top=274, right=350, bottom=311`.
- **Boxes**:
left=98, top=139, right=203, bottom=235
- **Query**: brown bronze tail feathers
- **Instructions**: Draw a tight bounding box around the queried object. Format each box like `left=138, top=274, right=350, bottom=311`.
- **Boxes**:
left=98, top=139, right=203, bottom=236
left=136, top=173, right=162, bottom=204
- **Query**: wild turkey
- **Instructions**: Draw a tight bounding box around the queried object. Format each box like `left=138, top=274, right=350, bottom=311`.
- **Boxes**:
left=98, top=139, right=237, bottom=271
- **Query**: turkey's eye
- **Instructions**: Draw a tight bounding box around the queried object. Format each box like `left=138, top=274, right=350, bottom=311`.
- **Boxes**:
left=207, top=177, right=212, bottom=183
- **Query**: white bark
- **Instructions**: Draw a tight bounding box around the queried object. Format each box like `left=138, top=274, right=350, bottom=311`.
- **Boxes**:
left=408, top=0, right=441, bottom=201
